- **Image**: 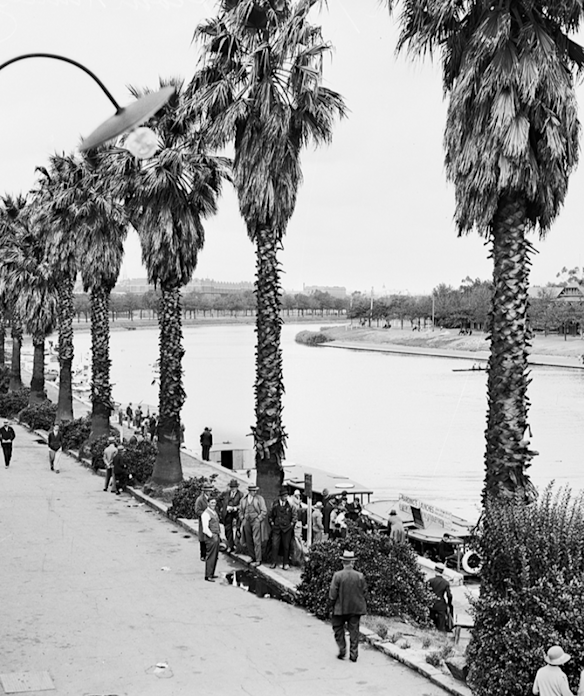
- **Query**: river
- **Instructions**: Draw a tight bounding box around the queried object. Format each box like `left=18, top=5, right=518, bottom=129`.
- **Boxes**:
left=72, top=324, right=584, bottom=521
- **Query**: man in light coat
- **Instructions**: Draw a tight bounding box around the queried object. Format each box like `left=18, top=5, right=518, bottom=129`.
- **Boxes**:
left=239, top=484, right=267, bottom=567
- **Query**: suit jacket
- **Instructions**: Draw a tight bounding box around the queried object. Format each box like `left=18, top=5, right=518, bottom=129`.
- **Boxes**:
left=221, top=488, right=243, bottom=522
left=239, top=493, right=267, bottom=523
left=269, top=499, right=297, bottom=532
left=329, top=566, right=368, bottom=616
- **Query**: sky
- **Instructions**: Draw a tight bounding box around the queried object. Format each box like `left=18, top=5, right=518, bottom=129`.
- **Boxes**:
left=2, top=0, right=584, bottom=295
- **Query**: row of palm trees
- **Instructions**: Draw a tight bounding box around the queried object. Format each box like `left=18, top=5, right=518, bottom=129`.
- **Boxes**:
left=1, top=0, right=582, bottom=508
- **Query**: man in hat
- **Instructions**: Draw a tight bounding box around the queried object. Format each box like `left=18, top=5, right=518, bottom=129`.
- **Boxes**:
left=269, top=487, right=297, bottom=570
left=329, top=550, right=368, bottom=662
left=200, top=498, right=221, bottom=582
left=195, top=483, right=214, bottom=561
left=428, top=563, right=453, bottom=632
left=0, top=419, right=16, bottom=468
left=221, top=478, right=243, bottom=552
left=239, top=484, right=267, bottom=567
left=533, top=645, right=575, bottom=696
left=102, top=436, right=118, bottom=492
left=199, top=427, right=213, bottom=461
left=312, top=501, right=324, bottom=543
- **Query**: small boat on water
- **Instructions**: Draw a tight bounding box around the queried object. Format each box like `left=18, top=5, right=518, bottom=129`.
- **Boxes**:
left=452, top=366, right=486, bottom=372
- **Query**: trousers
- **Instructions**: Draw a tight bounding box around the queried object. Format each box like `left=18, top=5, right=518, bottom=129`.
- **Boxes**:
left=271, top=527, right=292, bottom=566
left=242, top=518, right=262, bottom=562
left=2, top=443, right=12, bottom=466
left=204, top=534, right=219, bottom=578
left=332, top=614, right=361, bottom=660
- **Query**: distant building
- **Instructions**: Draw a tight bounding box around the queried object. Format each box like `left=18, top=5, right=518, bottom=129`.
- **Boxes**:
left=111, top=277, right=254, bottom=297
left=302, top=284, right=347, bottom=299
left=528, top=283, right=584, bottom=302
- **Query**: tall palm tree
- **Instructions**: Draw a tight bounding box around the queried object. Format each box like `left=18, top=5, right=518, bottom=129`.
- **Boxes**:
left=56, top=151, right=128, bottom=439
left=113, top=79, right=229, bottom=487
left=386, top=0, right=583, bottom=503
left=0, top=195, right=58, bottom=404
left=31, top=156, right=81, bottom=422
left=190, top=0, right=346, bottom=503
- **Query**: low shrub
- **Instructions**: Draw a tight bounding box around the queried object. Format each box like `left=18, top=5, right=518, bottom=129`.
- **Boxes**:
left=373, top=621, right=389, bottom=640
left=296, top=529, right=433, bottom=622
left=19, top=400, right=57, bottom=430
left=426, top=652, right=442, bottom=667
left=167, top=475, right=221, bottom=518
left=123, top=440, right=157, bottom=484
left=60, top=416, right=92, bottom=452
left=0, top=388, right=29, bottom=417
left=84, top=435, right=115, bottom=471
left=467, top=485, right=584, bottom=696
left=294, top=330, right=334, bottom=346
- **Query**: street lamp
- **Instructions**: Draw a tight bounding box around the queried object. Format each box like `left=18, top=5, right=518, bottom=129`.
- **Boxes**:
left=0, top=53, right=174, bottom=157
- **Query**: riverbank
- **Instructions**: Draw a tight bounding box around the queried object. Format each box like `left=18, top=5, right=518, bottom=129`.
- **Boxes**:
left=315, top=325, right=584, bottom=367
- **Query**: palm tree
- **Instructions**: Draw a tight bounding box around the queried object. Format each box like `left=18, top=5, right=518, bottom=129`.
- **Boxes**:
left=112, top=79, right=229, bottom=487
left=57, top=151, right=128, bottom=439
left=386, top=0, right=583, bottom=503
left=31, top=155, right=80, bottom=422
left=0, top=195, right=58, bottom=404
left=190, top=0, right=346, bottom=503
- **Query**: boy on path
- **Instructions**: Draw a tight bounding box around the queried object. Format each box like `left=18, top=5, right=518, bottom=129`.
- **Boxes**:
left=0, top=419, right=16, bottom=468
left=48, top=424, right=63, bottom=473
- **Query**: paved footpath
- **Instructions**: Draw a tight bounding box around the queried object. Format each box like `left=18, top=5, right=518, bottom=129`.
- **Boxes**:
left=0, top=424, right=446, bottom=696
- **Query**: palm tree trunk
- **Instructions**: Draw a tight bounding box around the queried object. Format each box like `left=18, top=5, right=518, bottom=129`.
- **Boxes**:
left=253, top=227, right=286, bottom=507
left=89, top=286, right=112, bottom=440
left=151, top=286, right=184, bottom=487
left=56, top=277, right=75, bottom=423
left=10, top=317, right=23, bottom=391
left=30, top=333, right=46, bottom=404
left=483, top=194, right=535, bottom=504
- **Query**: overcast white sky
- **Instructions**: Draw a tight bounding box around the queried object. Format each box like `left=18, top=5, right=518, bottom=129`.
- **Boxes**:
left=2, top=0, right=584, bottom=295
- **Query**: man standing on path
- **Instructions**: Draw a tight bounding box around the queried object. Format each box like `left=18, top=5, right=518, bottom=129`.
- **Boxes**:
left=199, top=427, right=212, bottom=461
left=533, top=645, right=575, bottom=696
left=102, top=437, right=118, bottom=492
left=239, top=484, right=267, bottom=567
left=48, top=424, right=62, bottom=473
left=200, top=498, right=221, bottom=582
left=329, top=550, right=368, bottom=662
left=269, top=487, right=297, bottom=570
left=0, top=419, right=16, bottom=468
left=195, top=484, right=213, bottom=561
left=221, top=479, right=243, bottom=552
left=428, top=563, right=453, bottom=632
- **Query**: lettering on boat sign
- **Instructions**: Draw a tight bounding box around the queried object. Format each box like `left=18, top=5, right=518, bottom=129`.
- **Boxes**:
left=399, top=494, right=455, bottom=529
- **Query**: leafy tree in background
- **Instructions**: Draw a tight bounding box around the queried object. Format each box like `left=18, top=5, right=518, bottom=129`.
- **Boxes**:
left=385, top=0, right=584, bottom=503
left=190, top=0, right=346, bottom=503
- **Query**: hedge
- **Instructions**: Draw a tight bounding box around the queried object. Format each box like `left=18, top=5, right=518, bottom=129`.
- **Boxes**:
left=0, top=388, right=29, bottom=418
left=167, top=475, right=221, bottom=518
left=18, top=401, right=57, bottom=430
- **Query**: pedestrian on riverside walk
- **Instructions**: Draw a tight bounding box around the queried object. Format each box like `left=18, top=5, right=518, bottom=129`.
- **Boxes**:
left=112, top=444, right=128, bottom=494
left=195, top=484, right=214, bottom=561
left=102, top=437, right=118, bottom=492
left=125, top=403, right=133, bottom=425
left=269, top=487, right=297, bottom=570
left=533, top=645, right=576, bottom=696
left=48, top=424, right=63, bottom=473
left=201, top=498, right=222, bottom=582
left=428, top=563, right=453, bottom=632
left=329, top=549, right=368, bottom=662
left=239, top=484, right=267, bottom=567
left=200, top=427, right=212, bottom=461
left=0, top=419, right=16, bottom=468
left=220, top=479, right=243, bottom=553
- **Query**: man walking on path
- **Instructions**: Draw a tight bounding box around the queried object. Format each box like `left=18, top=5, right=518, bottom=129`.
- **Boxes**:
left=102, top=437, right=118, bottom=492
left=200, top=498, right=221, bottom=582
left=195, top=484, right=213, bottom=561
left=428, top=563, right=453, bottom=632
left=269, top=487, right=297, bottom=570
left=111, top=444, right=128, bottom=494
left=48, top=424, right=63, bottom=473
left=532, top=645, right=575, bottom=696
left=200, top=426, right=212, bottom=461
left=0, top=419, right=15, bottom=468
left=329, top=549, right=368, bottom=662
left=239, top=484, right=267, bottom=567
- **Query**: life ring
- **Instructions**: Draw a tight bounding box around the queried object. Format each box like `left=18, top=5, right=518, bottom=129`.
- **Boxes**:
left=461, top=549, right=482, bottom=575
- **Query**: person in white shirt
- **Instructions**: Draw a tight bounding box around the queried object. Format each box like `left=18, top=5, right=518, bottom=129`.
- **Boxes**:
left=102, top=437, right=118, bottom=492
left=533, top=645, right=575, bottom=696
left=200, top=498, right=221, bottom=582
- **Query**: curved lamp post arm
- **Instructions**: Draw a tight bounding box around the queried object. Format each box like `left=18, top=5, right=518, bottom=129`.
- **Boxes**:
left=0, top=52, right=174, bottom=153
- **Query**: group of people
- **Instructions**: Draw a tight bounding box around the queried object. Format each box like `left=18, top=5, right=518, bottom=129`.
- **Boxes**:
left=123, top=404, right=158, bottom=442
left=102, top=437, right=130, bottom=494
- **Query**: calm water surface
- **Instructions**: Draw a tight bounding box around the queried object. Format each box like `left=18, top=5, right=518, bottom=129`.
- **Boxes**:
left=73, top=324, right=584, bottom=521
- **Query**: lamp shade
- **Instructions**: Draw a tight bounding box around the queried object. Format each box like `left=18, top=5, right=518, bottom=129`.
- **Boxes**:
left=80, top=85, right=175, bottom=151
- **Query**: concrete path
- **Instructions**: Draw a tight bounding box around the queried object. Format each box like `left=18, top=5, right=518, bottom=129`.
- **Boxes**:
left=0, top=424, right=447, bottom=696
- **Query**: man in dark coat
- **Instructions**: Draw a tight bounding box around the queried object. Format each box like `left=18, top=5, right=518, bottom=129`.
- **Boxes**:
left=428, top=563, right=453, bottom=631
left=221, top=479, right=243, bottom=552
left=200, top=427, right=213, bottom=461
left=269, top=487, right=297, bottom=570
left=329, top=549, right=368, bottom=662
left=322, top=488, right=335, bottom=537
left=195, top=484, right=213, bottom=561
left=112, top=444, right=128, bottom=494
left=0, top=419, right=16, bottom=468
